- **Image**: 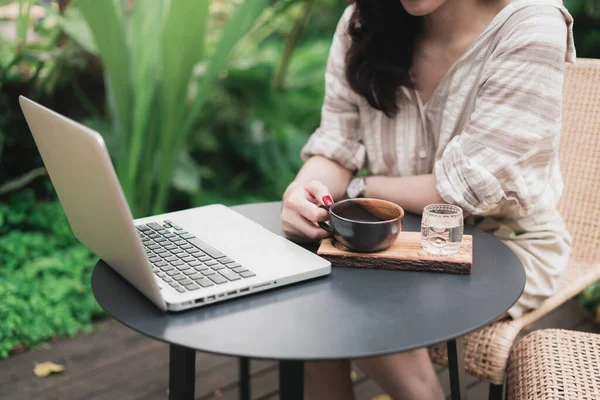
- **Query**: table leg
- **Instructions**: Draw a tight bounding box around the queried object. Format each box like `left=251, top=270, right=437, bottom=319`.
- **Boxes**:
left=239, top=357, right=250, bottom=400
left=169, top=343, right=196, bottom=400
left=447, top=337, right=467, bottom=400
left=279, top=360, right=304, bottom=400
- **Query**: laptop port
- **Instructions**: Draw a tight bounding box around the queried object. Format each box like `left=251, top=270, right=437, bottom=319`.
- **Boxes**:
left=252, top=282, right=271, bottom=289
left=207, top=295, right=216, bottom=301
left=240, top=288, right=250, bottom=293
left=227, top=291, right=237, bottom=296
left=194, top=298, right=204, bottom=304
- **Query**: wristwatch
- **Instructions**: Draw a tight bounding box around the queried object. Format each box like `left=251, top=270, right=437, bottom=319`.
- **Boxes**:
left=346, top=176, right=367, bottom=199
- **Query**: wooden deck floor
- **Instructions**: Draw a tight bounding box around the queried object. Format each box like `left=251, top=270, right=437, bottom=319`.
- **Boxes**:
left=1, top=300, right=598, bottom=400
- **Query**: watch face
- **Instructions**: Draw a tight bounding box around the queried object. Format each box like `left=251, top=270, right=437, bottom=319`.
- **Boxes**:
left=347, top=178, right=364, bottom=198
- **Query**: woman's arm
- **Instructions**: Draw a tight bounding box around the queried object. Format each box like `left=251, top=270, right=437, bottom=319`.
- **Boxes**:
left=288, top=156, right=352, bottom=201
left=363, top=174, right=446, bottom=215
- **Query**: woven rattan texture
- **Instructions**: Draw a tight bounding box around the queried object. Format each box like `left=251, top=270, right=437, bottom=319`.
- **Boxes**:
left=429, top=59, right=600, bottom=384
left=507, top=329, right=600, bottom=400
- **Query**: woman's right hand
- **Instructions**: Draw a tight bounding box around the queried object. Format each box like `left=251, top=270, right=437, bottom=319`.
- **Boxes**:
left=281, top=180, right=334, bottom=243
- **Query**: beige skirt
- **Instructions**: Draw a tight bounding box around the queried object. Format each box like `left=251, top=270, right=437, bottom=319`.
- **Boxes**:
left=467, top=209, right=572, bottom=319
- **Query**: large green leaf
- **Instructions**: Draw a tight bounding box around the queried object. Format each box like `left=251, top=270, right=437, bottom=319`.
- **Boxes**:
left=78, top=0, right=130, bottom=172
left=183, top=0, right=268, bottom=134
left=127, top=0, right=165, bottom=184
left=61, top=6, right=98, bottom=55
left=159, top=0, right=209, bottom=150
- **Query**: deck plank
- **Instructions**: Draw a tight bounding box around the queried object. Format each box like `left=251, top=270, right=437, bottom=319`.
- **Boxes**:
left=0, top=300, right=597, bottom=400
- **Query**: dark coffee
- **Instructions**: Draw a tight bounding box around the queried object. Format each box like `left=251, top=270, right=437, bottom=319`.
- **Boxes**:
left=334, top=202, right=385, bottom=222
left=319, top=198, right=405, bottom=252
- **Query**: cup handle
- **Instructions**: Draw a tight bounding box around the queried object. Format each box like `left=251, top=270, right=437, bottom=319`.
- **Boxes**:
left=318, top=205, right=333, bottom=233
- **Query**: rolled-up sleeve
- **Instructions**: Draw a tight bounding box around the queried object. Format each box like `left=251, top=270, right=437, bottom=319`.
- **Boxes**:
left=435, top=8, right=571, bottom=216
left=301, top=7, right=365, bottom=172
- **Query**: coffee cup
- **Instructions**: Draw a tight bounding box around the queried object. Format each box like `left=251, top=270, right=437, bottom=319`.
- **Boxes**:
left=318, top=198, right=404, bottom=252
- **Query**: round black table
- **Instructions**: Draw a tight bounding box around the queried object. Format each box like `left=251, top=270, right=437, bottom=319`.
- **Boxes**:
left=92, top=202, right=525, bottom=400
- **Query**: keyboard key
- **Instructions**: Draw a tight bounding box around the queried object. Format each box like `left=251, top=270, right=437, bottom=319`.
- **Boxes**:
left=172, top=225, right=183, bottom=230
left=152, top=267, right=160, bottom=273
left=161, top=266, right=174, bottom=272
left=165, top=244, right=177, bottom=251
left=208, top=274, right=227, bottom=284
left=232, top=266, right=248, bottom=273
left=163, top=277, right=173, bottom=283
left=186, top=237, right=226, bottom=259
left=183, top=269, right=197, bottom=276
left=142, top=238, right=153, bottom=245
left=145, top=250, right=154, bottom=256
left=137, top=224, right=151, bottom=232
left=176, top=230, right=189, bottom=236
left=164, top=233, right=177, bottom=239
left=171, top=260, right=184, bottom=266
left=173, top=274, right=187, bottom=281
left=168, top=236, right=181, bottom=242
left=188, top=260, right=202, bottom=267
left=205, top=260, right=218, bottom=266
left=148, top=244, right=162, bottom=250
left=180, top=278, right=193, bottom=286
left=212, top=264, right=226, bottom=271
left=228, top=262, right=242, bottom=269
left=185, top=283, right=200, bottom=291
left=240, top=271, right=256, bottom=278
left=189, top=273, right=202, bottom=280
left=165, top=256, right=178, bottom=262
left=174, top=240, right=187, bottom=246
left=156, top=237, right=169, bottom=244
left=148, top=222, right=166, bottom=231
left=176, top=265, right=190, bottom=272
left=180, top=233, right=195, bottom=239
left=148, top=256, right=161, bottom=263
left=176, top=287, right=186, bottom=293
left=176, top=252, right=190, bottom=259
left=187, top=248, right=202, bottom=255
left=181, top=243, right=194, bottom=250
left=219, top=270, right=241, bottom=281
left=156, top=251, right=171, bottom=258
left=169, top=281, right=179, bottom=288
left=219, top=257, right=235, bottom=264
left=171, top=248, right=184, bottom=254
left=166, top=270, right=180, bottom=276
left=148, top=233, right=161, bottom=239
left=164, top=220, right=173, bottom=225
left=201, top=270, right=216, bottom=276
left=194, top=266, right=209, bottom=272
left=156, top=271, right=166, bottom=278
left=196, top=278, right=214, bottom=287
left=154, top=261, right=168, bottom=267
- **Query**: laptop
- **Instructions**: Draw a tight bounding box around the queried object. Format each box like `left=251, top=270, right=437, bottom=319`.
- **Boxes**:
left=19, top=96, right=331, bottom=312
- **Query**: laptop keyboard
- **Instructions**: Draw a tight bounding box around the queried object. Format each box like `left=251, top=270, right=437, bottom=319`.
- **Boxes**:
left=136, top=220, right=256, bottom=294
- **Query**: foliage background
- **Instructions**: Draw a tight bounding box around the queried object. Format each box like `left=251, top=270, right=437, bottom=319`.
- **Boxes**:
left=0, top=0, right=599, bottom=358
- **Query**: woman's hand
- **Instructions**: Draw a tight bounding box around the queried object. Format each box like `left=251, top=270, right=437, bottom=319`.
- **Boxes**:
left=281, top=180, right=334, bottom=242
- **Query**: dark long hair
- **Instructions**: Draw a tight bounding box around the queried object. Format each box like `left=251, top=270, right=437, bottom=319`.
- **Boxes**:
left=345, top=0, right=423, bottom=117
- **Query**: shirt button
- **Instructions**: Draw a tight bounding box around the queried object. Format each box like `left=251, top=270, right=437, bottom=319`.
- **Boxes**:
left=418, top=149, right=427, bottom=159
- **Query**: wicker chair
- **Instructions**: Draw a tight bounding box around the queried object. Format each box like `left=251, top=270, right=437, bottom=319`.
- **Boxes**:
left=428, top=58, right=600, bottom=399
left=507, top=329, right=600, bottom=400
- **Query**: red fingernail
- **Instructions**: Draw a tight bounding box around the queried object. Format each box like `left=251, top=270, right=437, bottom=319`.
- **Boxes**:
left=322, top=195, right=334, bottom=206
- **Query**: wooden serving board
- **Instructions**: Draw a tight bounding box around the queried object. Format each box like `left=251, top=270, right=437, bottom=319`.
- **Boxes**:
left=317, top=231, right=472, bottom=275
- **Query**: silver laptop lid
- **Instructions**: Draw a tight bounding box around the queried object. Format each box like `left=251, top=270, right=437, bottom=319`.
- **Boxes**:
left=19, top=96, right=166, bottom=311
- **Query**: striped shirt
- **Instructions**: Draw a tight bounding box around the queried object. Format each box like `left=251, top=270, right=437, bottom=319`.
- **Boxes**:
left=301, top=0, right=576, bottom=220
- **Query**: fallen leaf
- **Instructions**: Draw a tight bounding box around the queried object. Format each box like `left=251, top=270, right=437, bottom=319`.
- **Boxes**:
left=33, top=362, right=65, bottom=377
left=372, top=395, right=392, bottom=400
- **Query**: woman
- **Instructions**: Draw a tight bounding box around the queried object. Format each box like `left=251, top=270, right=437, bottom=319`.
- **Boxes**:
left=280, top=0, right=575, bottom=398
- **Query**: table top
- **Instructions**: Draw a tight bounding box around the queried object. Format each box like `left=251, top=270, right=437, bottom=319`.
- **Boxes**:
left=91, top=202, right=525, bottom=360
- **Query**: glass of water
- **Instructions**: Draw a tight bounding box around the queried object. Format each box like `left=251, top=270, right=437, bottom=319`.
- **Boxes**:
left=421, top=204, right=463, bottom=255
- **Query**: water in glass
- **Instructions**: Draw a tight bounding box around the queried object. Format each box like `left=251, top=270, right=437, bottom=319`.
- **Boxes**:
left=421, top=204, right=463, bottom=255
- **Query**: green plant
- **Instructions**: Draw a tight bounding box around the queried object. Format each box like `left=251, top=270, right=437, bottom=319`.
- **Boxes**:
left=564, top=0, right=600, bottom=58
left=0, top=186, right=104, bottom=358
left=62, top=0, right=268, bottom=217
